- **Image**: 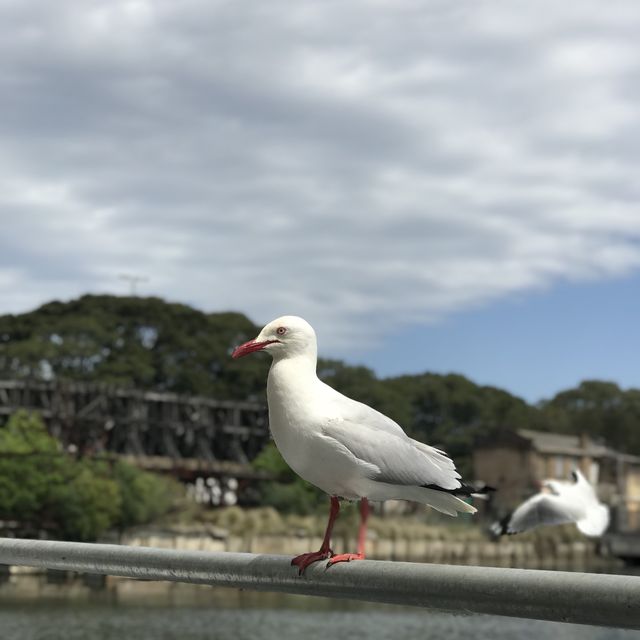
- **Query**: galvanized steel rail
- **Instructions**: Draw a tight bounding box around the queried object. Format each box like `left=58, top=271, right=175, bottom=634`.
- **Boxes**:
left=0, top=537, right=638, bottom=629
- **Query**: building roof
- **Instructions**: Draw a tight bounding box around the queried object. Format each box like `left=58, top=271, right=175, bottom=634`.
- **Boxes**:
left=516, top=429, right=611, bottom=457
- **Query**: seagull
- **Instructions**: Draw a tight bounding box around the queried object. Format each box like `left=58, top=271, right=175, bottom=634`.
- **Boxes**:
left=491, top=469, right=610, bottom=538
left=232, top=315, right=486, bottom=573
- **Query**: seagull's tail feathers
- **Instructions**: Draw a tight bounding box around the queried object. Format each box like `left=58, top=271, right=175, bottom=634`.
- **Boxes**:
left=422, top=480, right=496, bottom=501
left=470, top=483, right=496, bottom=499
left=576, top=504, right=610, bottom=537
left=469, top=491, right=492, bottom=502
left=399, top=485, right=477, bottom=516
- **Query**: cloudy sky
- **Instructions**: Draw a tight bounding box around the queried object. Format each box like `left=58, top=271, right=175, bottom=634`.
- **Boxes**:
left=1, top=1, right=640, bottom=403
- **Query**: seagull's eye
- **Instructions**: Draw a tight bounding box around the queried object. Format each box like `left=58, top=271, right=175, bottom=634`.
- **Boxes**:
left=276, top=326, right=287, bottom=336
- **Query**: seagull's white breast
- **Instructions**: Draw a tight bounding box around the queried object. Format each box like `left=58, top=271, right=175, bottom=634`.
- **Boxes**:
left=266, top=358, right=365, bottom=498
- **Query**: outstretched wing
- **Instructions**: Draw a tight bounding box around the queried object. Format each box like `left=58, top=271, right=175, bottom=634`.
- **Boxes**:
left=499, top=493, right=582, bottom=535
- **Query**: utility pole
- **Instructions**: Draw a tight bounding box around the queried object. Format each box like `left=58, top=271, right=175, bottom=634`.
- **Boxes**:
left=119, top=274, right=149, bottom=296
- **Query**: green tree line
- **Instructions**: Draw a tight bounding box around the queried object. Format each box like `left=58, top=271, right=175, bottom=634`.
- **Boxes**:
left=0, top=410, right=180, bottom=540
left=1, top=294, right=638, bottom=474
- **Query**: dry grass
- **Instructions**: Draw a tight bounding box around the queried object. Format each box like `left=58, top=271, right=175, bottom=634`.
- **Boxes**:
left=167, top=504, right=585, bottom=548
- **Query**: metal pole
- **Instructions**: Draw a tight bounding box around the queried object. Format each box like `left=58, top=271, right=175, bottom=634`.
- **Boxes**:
left=0, top=538, right=638, bottom=629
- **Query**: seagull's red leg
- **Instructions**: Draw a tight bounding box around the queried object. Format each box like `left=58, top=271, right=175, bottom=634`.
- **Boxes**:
left=291, top=496, right=340, bottom=574
left=327, top=498, right=369, bottom=566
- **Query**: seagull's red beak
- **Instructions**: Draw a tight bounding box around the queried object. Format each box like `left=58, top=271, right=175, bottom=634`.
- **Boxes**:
left=231, top=339, right=279, bottom=359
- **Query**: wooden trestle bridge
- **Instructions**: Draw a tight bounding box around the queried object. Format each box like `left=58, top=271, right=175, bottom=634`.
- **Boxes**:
left=0, top=379, right=271, bottom=484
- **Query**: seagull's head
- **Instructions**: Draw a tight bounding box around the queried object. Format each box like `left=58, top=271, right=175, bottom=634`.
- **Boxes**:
left=541, top=479, right=563, bottom=495
left=232, top=315, right=317, bottom=361
left=539, top=480, right=553, bottom=494
left=571, top=469, right=587, bottom=484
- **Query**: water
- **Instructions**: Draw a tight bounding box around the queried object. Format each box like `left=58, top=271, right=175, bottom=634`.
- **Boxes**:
left=0, top=581, right=637, bottom=640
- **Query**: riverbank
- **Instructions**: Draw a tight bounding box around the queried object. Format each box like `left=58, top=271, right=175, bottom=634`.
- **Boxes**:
left=117, top=528, right=615, bottom=572
left=113, top=505, right=621, bottom=572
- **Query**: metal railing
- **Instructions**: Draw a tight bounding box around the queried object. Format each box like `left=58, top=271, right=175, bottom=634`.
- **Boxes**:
left=0, top=537, right=638, bottom=629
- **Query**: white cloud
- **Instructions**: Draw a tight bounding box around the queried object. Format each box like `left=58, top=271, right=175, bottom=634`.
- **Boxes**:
left=0, top=0, right=639, bottom=354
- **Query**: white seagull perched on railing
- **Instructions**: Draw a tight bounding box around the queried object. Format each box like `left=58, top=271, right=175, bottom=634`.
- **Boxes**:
left=491, top=469, right=610, bottom=538
left=232, top=315, right=487, bottom=573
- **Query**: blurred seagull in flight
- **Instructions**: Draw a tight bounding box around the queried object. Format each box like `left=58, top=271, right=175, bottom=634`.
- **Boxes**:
left=232, top=315, right=489, bottom=573
left=491, top=469, right=609, bottom=538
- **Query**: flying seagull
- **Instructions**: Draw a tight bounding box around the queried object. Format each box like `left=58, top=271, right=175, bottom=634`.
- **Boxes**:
left=232, top=315, right=486, bottom=573
left=491, top=469, right=610, bottom=538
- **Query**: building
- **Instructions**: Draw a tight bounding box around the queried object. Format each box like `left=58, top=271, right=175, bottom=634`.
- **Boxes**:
left=473, top=429, right=640, bottom=531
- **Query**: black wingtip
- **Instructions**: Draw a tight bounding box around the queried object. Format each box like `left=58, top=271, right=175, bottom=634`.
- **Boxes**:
left=489, top=512, right=513, bottom=539
left=472, top=483, right=497, bottom=495
left=422, top=481, right=497, bottom=498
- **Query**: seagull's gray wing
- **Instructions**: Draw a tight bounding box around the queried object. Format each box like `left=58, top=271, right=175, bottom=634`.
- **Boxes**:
left=503, top=493, right=583, bottom=534
left=320, top=413, right=462, bottom=491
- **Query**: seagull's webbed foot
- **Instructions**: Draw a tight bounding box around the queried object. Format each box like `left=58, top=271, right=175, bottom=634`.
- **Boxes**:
left=326, top=552, right=365, bottom=567
left=291, top=549, right=334, bottom=575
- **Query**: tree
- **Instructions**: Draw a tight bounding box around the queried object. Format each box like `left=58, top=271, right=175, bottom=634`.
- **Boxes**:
left=112, top=460, right=181, bottom=529
left=252, top=442, right=325, bottom=514
left=0, top=295, right=269, bottom=400
left=541, top=380, right=640, bottom=454
left=0, top=410, right=179, bottom=540
left=2, top=294, right=639, bottom=471
left=0, top=410, right=121, bottom=540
